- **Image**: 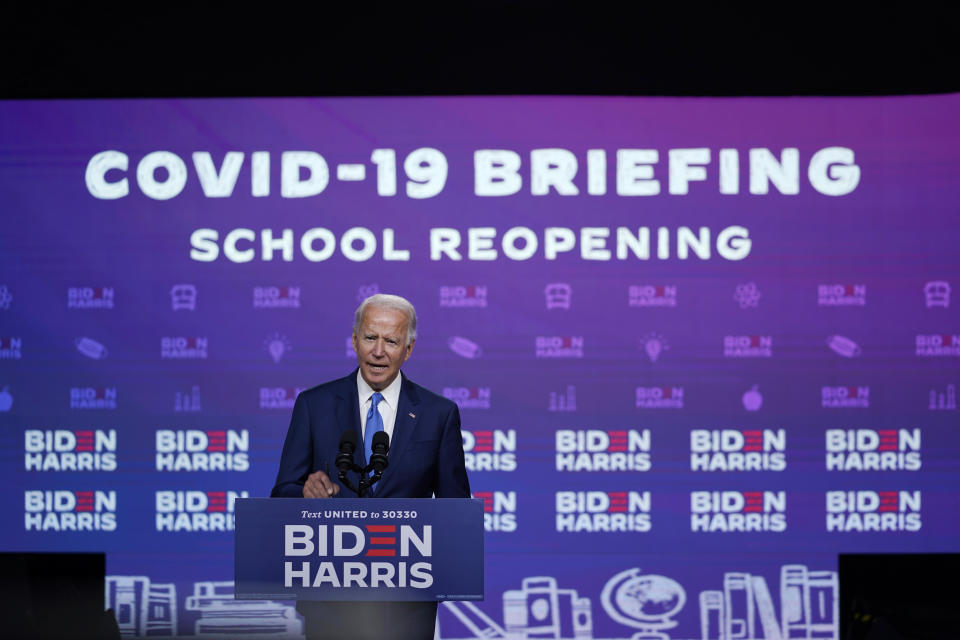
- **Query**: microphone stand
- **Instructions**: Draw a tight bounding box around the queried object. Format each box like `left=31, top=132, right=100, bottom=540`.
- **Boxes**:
left=360, top=435, right=389, bottom=496
left=335, top=441, right=363, bottom=496
left=337, top=457, right=389, bottom=497
left=356, top=462, right=386, bottom=497
left=336, top=463, right=363, bottom=497
left=336, top=431, right=389, bottom=497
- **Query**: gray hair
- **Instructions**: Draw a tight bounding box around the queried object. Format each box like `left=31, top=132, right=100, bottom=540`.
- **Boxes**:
left=353, top=294, right=418, bottom=345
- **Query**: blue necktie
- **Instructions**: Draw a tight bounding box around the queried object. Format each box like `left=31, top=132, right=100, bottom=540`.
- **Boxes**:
left=364, top=392, right=384, bottom=490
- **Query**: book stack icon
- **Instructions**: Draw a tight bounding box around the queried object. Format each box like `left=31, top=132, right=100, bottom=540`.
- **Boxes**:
left=106, top=576, right=176, bottom=637
left=186, top=581, right=302, bottom=636
left=699, top=565, right=837, bottom=640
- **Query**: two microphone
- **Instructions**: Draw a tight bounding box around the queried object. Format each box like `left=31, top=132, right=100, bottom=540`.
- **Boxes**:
left=335, top=429, right=390, bottom=497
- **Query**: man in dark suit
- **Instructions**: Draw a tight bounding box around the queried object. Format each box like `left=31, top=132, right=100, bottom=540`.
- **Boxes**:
left=271, top=293, right=471, bottom=640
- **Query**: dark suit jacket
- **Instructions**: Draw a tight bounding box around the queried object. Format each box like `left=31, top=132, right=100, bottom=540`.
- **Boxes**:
left=271, top=371, right=471, bottom=639
left=271, top=369, right=470, bottom=500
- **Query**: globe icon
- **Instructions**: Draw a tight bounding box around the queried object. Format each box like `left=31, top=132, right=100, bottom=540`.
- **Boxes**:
left=601, top=568, right=686, bottom=640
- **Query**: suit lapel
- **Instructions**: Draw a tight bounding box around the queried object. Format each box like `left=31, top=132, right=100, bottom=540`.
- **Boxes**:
left=376, top=372, right=420, bottom=493
left=334, top=370, right=365, bottom=469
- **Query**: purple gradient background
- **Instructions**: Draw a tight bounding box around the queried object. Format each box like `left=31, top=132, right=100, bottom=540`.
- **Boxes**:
left=1, top=96, right=958, bottom=638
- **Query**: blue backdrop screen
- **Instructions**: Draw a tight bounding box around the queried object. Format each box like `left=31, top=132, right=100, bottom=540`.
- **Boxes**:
left=1, top=95, right=958, bottom=639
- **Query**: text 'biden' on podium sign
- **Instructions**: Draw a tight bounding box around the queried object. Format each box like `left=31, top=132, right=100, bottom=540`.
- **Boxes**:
left=234, top=498, right=483, bottom=601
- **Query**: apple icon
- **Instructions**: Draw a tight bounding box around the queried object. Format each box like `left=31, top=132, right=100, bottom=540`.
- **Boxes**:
left=0, top=386, right=12, bottom=412
left=743, top=385, right=762, bottom=411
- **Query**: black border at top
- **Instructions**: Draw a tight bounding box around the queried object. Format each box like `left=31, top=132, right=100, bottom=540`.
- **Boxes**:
left=3, top=5, right=959, bottom=99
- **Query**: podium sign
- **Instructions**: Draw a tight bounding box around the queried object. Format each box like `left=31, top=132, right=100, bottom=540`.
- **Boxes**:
left=234, top=498, right=483, bottom=602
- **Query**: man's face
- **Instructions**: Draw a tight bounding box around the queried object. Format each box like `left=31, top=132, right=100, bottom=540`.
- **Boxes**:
left=353, top=305, right=414, bottom=391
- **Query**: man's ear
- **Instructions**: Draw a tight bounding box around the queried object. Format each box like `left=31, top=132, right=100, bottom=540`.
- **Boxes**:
left=404, top=339, right=415, bottom=362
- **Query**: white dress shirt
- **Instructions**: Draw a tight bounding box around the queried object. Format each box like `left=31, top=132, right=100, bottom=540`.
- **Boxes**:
left=357, top=370, right=402, bottom=442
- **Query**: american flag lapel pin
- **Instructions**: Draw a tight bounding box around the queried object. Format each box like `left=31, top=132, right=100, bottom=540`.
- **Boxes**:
left=409, top=412, right=416, bottom=419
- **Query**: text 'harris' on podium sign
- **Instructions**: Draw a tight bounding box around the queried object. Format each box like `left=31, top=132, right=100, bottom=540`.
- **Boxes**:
left=234, top=498, right=483, bottom=602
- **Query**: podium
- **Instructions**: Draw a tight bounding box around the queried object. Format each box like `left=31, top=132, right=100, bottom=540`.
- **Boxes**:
left=234, top=498, right=483, bottom=602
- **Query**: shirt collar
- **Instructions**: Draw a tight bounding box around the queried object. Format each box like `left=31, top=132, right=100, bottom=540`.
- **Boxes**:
left=356, top=369, right=403, bottom=409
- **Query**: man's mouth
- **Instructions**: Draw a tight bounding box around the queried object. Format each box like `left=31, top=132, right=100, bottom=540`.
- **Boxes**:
left=367, top=363, right=388, bottom=373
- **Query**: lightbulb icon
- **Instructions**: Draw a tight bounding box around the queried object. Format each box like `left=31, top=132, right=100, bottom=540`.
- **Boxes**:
left=268, top=340, right=285, bottom=362
left=264, top=333, right=292, bottom=363
left=645, top=340, right=661, bottom=362
left=641, top=333, right=668, bottom=363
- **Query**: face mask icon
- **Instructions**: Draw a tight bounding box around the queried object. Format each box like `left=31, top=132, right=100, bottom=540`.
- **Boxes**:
left=171, top=284, right=197, bottom=310
left=924, top=281, right=950, bottom=308
left=545, top=283, right=572, bottom=310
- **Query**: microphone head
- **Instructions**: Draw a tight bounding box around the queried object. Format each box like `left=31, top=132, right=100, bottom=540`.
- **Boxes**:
left=372, top=430, right=390, bottom=451
left=339, top=429, right=357, bottom=451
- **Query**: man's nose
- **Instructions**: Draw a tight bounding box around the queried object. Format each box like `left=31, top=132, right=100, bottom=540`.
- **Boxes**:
left=371, top=340, right=386, bottom=356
